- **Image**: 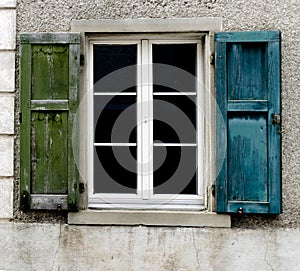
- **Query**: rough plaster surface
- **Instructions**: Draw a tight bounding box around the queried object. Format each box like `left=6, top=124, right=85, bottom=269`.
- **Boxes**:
left=15, top=0, right=300, bottom=228
left=0, top=223, right=300, bottom=271
left=0, top=52, right=15, bottom=92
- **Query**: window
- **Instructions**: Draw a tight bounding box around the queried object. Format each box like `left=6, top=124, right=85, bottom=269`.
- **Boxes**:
left=87, top=36, right=207, bottom=210
left=20, top=20, right=281, bottom=221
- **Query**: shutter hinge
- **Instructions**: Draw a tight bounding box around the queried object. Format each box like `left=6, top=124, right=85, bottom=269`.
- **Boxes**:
left=19, top=112, right=22, bottom=124
left=79, top=182, right=85, bottom=194
left=211, top=184, right=216, bottom=197
left=210, top=53, right=215, bottom=65
left=80, top=54, right=85, bottom=66
left=21, top=191, right=29, bottom=211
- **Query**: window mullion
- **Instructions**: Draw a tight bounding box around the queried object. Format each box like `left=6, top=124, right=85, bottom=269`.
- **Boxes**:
left=139, top=39, right=153, bottom=200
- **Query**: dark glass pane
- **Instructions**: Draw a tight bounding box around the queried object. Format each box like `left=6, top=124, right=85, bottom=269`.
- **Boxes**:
left=152, top=44, right=197, bottom=92
left=153, top=95, right=196, bottom=143
left=94, top=146, right=137, bottom=193
left=94, top=45, right=137, bottom=92
left=153, top=146, right=197, bottom=194
left=94, top=95, right=136, bottom=143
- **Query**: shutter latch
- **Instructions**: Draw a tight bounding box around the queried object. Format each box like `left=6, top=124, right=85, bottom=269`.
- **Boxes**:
left=272, top=114, right=284, bottom=134
left=272, top=114, right=281, bottom=125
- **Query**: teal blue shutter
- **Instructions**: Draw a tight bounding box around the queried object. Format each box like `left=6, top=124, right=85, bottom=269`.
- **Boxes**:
left=215, top=31, right=281, bottom=214
left=20, top=33, right=80, bottom=211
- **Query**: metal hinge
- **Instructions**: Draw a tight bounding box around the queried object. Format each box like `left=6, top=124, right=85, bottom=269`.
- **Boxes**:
left=211, top=184, right=216, bottom=197
left=80, top=54, right=85, bottom=66
left=79, top=183, right=85, bottom=194
left=21, top=191, right=30, bottom=211
left=19, top=112, right=22, bottom=124
left=210, top=53, right=215, bottom=65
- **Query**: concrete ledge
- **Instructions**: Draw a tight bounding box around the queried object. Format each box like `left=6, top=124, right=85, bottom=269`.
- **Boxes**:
left=71, top=18, right=223, bottom=33
left=68, top=210, right=231, bottom=227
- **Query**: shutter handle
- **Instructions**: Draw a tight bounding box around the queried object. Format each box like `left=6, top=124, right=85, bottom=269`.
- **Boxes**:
left=272, top=114, right=281, bottom=125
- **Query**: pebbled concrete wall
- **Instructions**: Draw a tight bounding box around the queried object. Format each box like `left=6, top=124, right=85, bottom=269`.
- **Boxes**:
left=15, top=0, right=300, bottom=228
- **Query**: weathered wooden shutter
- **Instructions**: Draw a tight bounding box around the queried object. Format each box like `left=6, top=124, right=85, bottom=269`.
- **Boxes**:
left=20, top=33, right=80, bottom=211
left=215, top=31, right=281, bottom=214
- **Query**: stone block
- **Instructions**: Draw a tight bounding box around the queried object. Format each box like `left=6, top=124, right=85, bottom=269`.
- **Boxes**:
left=0, top=0, right=16, bottom=8
left=0, top=52, right=15, bottom=92
left=0, top=96, right=14, bottom=134
left=0, top=136, right=13, bottom=176
left=0, top=178, right=13, bottom=218
left=0, top=10, right=16, bottom=50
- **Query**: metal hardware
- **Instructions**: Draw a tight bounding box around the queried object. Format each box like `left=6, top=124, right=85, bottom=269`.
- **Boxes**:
left=57, top=204, right=62, bottom=214
left=21, top=191, right=30, bottom=211
left=80, top=54, right=85, bottom=66
left=19, top=113, right=22, bottom=124
left=210, top=53, right=215, bottom=65
left=238, top=207, right=243, bottom=214
left=272, top=114, right=281, bottom=125
left=278, top=130, right=285, bottom=134
left=211, top=184, right=216, bottom=197
left=79, top=183, right=85, bottom=194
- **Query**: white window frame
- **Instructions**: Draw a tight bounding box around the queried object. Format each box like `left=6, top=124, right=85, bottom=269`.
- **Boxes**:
left=86, top=34, right=208, bottom=210
left=69, top=19, right=232, bottom=227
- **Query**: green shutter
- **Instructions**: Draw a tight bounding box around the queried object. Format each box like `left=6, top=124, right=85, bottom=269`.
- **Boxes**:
left=20, top=33, right=80, bottom=211
left=215, top=31, right=281, bottom=214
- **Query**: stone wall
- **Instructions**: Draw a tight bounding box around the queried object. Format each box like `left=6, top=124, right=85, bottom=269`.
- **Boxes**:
left=0, top=0, right=15, bottom=219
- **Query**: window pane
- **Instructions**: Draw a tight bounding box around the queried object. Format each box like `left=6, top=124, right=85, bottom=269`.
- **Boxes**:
left=94, top=146, right=137, bottom=193
left=94, top=45, right=137, bottom=92
left=152, top=44, right=197, bottom=92
left=153, top=146, right=197, bottom=194
left=153, top=95, right=196, bottom=143
left=94, top=95, right=136, bottom=143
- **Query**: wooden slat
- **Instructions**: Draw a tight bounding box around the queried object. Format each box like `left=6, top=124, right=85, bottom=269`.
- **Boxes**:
left=227, top=101, right=268, bottom=112
left=215, top=31, right=280, bottom=42
left=20, top=44, right=32, bottom=200
left=268, top=40, right=282, bottom=214
left=20, top=33, right=80, bottom=44
left=227, top=113, right=268, bottom=202
left=67, top=43, right=80, bottom=211
left=31, top=100, right=69, bottom=111
left=31, top=195, right=68, bottom=210
left=215, top=41, right=227, bottom=213
left=227, top=201, right=269, bottom=213
left=31, top=112, right=68, bottom=194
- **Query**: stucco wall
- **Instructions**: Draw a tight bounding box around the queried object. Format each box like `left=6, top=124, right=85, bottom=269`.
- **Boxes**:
left=15, top=0, right=300, bottom=228
left=1, top=222, right=300, bottom=271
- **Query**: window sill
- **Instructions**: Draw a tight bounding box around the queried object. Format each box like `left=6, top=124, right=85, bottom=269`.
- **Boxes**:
left=68, top=209, right=231, bottom=228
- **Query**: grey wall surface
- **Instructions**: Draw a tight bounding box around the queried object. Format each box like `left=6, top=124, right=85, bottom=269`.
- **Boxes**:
left=15, top=0, right=300, bottom=228
left=1, top=222, right=300, bottom=271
